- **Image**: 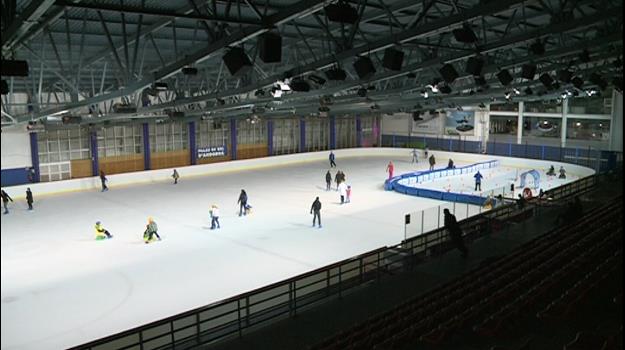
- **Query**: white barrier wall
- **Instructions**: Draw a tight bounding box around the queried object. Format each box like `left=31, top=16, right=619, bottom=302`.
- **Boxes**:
left=3, top=148, right=595, bottom=199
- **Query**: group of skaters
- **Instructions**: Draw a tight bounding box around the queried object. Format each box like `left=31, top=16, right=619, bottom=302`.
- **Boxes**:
left=546, top=165, right=567, bottom=179
left=1, top=188, right=34, bottom=214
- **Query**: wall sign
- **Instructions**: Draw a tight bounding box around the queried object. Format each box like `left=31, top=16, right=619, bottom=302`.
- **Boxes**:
left=198, top=146, right=227, bottom=158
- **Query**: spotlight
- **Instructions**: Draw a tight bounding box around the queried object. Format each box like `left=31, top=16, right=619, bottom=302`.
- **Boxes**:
left=420, top=89, right=429, bottom=99
left=427, top=84, right=439, bottom=93
left=357, top=88, right=367, bottom=97
left=505, top=91, right=512, bottom=100
left=478, top=103, right=486, bottom=108
left=513, top=88, right=521, bottom=95
left=254, top=89, right=265, bottom=97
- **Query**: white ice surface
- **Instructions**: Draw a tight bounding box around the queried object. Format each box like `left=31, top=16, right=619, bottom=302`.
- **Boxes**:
left=2, top=155, right=460, bottom=350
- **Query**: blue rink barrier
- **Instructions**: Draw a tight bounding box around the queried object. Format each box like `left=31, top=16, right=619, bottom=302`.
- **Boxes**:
left=385, top=160, right=499, bottom=206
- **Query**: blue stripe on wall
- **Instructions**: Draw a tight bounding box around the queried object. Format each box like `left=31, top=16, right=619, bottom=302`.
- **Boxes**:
left=267, top=120, right=274, bottom=156
left=230, top=119, right=237, bottom=160
left=1, top=168, right=30, bottom=187
left=143, top=123, right=151, bottom=170
left=90, top=130, right=99, bottom=176
left=189, top=121, right=197, bottom=165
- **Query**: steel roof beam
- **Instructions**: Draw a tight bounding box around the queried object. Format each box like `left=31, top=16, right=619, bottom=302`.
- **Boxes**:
left=1, top=0, right=57, bottom=54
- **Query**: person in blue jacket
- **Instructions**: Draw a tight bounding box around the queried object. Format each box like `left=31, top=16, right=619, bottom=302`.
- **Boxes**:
left=474, top=171, right=483, bottom=191
left=329, top=151, right=336, bottom=168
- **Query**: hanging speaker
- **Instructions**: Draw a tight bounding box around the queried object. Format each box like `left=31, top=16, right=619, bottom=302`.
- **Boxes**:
left=0, top=60, right=29, bottom=77
left=326, top=68, right=347, bottom=81
left=539, top=73, right=555, bottom=89
left=452, top=25, right=478, bottom=43
left=557, top=69, right=572, bottom=83
left=258, top=32, right=282, bottom=63
left=382, top=48, right=404, bottom=71
left=223, top=47, right=252, bottom=76
left=521, top=64, right=537, bottom=80
left=497, top=69, right=513, bottom=86
left=439, top=64, right=459, bottom=84
left=590, top=73, right=608, bottom=90
left=465, top=57, right=484, bottom=76
left=572, top=76, right=584, bottom=89
left=353, top=56, right=376, bottom=80
left=0, top=80, right=8, bottom=95
left=474, top=76, right=487, bottom=86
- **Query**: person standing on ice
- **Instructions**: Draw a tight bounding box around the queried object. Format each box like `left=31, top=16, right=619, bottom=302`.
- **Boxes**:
left=325, top=171, right=332, bottom=191
left=338, top=181, right=348, bottom=204
left=237, top=190, right=248, bottom=217
left=346, top=185, right=352, bottom=203
left=310, top=197, right=322, bottom=228
left=95, top=221, right=113, bottom=240
left=210, top=204, right=221, bottom=230
left=424, top=146, right=429, bottom=159
left=474, top=171, right=483, bottom=191
left=172, top=169, right=180, bottom=184
left=335, top=171, right=341, bottom=191
left=99, top=170, right=108, bottom=192
left=558, top=166, right=566, bottom=179
left=386, top=161, right=395, bottom=180
left=144, top=217, right=161, bottom=243
left=447, top=158, right=455, bottom=169
left=329, top=151, right=337, bottom=168
left=428, top=154, right=436, bottom=171
left=411, top=149, right=419, bottom=163
left=1, top=189, right=13, bottom=214
left=26, top=188, right=34, bottom=210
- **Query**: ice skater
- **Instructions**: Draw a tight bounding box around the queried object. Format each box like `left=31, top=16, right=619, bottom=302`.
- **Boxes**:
left=144, top=217, right=161, bottom=243
left=26, top=188, right=33, bottom=210
left=172, top=169, right=180, bottom=184
left=411, top=148, right=419, bottom=163
left=1, top=189, right=13, bottom=214
left=329, top=151, right=336, bottom=168
left=210, top=205, right=221, bottom=230
left=310, top=197, right=322, bottom=228
left=474, top=171, right=483, bottom=191
left=559, top=166, right=566, bottom=179
left=447, top=158, right=455, bottom=169
left=546, top=165, right=556, bottom=176
left=386, top=161, right=395, bottom=180
left=238, top=189, right=249, bottom=216
left=335, top=171, right=341, bottom=191
left=443, top=208, right=468, bottom=258
left=424, top=146, right=429, bottom=159
left=346, top=185, right=352, bottom=203
left=428, top=154, right=436, bottom=171
left=339, top=181, right=348, bottom=204
left=95, top=221, right=113, bottom=240
left=99, top=170, right=108, bottom=192
left=325, top=171, right=332, bottom=191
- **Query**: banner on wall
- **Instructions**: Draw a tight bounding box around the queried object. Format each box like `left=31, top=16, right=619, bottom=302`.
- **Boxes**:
left=410, top=111, right=444, bottom=134
left=198, top=145, right=227, bottom=158
left=445, top=110, right=475, bottom=136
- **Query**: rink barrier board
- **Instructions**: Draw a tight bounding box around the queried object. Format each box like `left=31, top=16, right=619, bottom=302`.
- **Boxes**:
left=69, top=175, right=597, bottom=350
left=2, top=148, right=595, bottom=200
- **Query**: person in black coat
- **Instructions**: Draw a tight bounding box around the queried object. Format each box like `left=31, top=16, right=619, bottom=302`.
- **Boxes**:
left=325, top=171, right=332, bottom=191
left=310, top=197, right=322, bottom=228
left=1, top=189, right=13, bottom=214
left=238, top=190, right=248, bottom=217
left=443, top=208, right=468, bottom=258
left=26, top=188, right=33, bottom=210
left=99, top=170, right=108, bottom=192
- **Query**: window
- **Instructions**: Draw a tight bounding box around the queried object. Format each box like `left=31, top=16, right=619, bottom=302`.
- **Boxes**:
left=149, top=122, right=188, bottom=153
left=196, top=120, right=229, bottom=149
left=98, top=125, right=143, bottom=157
left=37, top=127, right=90, bottom=182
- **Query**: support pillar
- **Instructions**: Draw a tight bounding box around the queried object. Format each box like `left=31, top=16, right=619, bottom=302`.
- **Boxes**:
left=299, top=118, right=306, bottom=153
left=189, top=121, right=197, bottom=165
left=230, top=119, right=237, bottom=160
left=267, top=120, right=274, bottom=156
left=89, top=130, right=99, bottom=176
left=560, top=99, right=569, bottom=148
left=610, top=89, right=623, bottom=152
left=142, top=123, right=151, bottom=170
left=329, top=116, right=336, bottom=149
left=29, top=132, right=40, bottom=182
left=517, top=101, right=524, bottom=145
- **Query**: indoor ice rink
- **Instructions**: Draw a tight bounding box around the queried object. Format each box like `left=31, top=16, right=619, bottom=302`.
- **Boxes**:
left=0, top=149, right=593, bottom=350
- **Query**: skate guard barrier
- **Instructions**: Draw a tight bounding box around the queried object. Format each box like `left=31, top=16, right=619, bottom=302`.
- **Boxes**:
left=384, top=160, right=501, bottom=206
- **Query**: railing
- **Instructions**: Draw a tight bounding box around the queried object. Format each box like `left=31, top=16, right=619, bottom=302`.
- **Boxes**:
left=381, top=135, right=622, bottom=173
left=70, top=175, right=598, bottom=350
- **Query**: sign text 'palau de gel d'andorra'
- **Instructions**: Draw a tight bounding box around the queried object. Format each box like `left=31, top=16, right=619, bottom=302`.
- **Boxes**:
left=197, top=146, right=227, bottom=158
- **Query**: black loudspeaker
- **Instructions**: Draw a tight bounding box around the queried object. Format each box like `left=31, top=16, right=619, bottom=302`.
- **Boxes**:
left=557, top=69, right=572, bottom=83
left=572, top=77, right=584, bottom=89
left=497, top=69, right=513, bottom=86
left=258, top=32, right=282, bottom=63
left=529, top=41, right=545, bottom=55
left=465, top=57, right=484, bottom=76
left=169, top=111, right=185, bottom=118
left=326, top=68, right=347, bottom=81
left=1, top=60, right=29, bottom=77
left=439, top=64, right=459, bottom=84
left=290, top=80, right=311, bottom=92
left=325, top=2, right=358, bottom=24
left=474, top=76, right=487, bottom=86
left=383, top=48, right=404, bottom=71
left=182, top=67, right=198, bottom=75
left=539, top=73, right=554, bottom=89
left=590, top=73, right=608, bottom=90
left=353, top=57, right=376, bottom=80
left=452, top=25, right=478, bottom=43
left=579, top=50, right=591, bottom=63
left=439, top=85, right=452, bottom=94
left=0, top=80, right=8, bottom=95
left=223, top=47, right=252, bottom=76
left=521, top=64, right=537, bottom=80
